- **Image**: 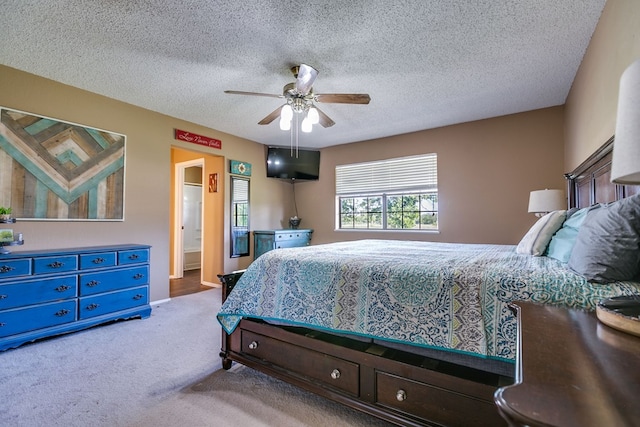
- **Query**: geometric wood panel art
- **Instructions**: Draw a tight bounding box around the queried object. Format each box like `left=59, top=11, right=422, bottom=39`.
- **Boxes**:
left=0, top=107, right=125, bottom=220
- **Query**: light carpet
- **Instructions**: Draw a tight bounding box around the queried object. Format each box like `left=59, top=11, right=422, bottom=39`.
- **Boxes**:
left=0, top=288, right=391, bottom=427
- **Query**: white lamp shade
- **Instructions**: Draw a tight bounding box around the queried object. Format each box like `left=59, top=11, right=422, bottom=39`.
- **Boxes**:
left=611, top=59, right=640, bottom=184
left=307, top=107, right=319, bottom=124
left=281, top=104, right=293, bottom=121
left=528, top=189, right=565, bottom=213
left=279, top=115, right=291, bottom=131
left=301, top=116, right=312, bottom=133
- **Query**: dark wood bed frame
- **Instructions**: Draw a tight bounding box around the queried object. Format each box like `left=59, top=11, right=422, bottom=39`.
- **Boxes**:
left=220, top=137, right=636, bottom=427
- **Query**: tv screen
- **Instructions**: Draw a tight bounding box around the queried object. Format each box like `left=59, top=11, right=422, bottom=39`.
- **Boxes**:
left=266, top=147, right=320, bottom=181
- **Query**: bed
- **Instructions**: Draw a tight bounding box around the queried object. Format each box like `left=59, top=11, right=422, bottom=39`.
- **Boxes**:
left=217, top=137, right=640, bottom=427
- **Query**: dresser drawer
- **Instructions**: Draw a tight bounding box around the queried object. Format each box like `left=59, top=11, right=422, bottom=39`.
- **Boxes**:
left=0, top=275, right=77, bottom=310
left=0, top=300, right=76, bottom=338
left=118, top=249, right=149, bottom=265
left=0, top=259, right=31, bottom=279
left=275, top=231, right=311, bottom=242
left=241, top=329, right=359, bottom=396
left=79, top=265, right=149, bottom=296
left=375, top=371, right=499, bottom=426
left=78, top=286, right=148, bottom=319
left=33, top=255, right=78, bottom=275
left=79, top=252, right=117, bottom=270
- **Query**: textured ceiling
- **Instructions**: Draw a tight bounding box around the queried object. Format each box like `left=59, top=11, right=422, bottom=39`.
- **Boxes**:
left=0, top=0, right=606, bottom=149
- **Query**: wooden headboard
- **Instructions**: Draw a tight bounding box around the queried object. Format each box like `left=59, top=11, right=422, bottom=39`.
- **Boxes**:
left=565, top=136, right=640, bottom=209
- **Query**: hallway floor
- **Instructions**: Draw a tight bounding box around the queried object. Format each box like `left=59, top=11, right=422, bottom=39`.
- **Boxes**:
left=169, top=269, right=211, bottom=298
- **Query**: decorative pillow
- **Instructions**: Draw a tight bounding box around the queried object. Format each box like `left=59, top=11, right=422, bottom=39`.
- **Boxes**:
left=516, top=210, right=567, bottom=256
left=546, top=205, right=600, bottom=262
left=568, top=194, right=640, bottom=283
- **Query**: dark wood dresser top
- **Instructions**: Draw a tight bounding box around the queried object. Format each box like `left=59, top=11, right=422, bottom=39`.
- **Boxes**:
left=494, top=301, right=640, bottom=427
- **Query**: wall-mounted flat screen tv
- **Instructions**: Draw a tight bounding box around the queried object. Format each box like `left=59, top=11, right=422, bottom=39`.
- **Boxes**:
left=266, top=146, right=320, bottom=181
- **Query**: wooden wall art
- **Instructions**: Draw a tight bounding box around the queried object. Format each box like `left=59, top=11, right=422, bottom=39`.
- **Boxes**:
left=0, top=107, right=126, bottom=221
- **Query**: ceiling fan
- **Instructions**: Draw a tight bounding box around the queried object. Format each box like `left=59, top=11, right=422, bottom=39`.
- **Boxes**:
left=224, top=64, right=370, bottom=132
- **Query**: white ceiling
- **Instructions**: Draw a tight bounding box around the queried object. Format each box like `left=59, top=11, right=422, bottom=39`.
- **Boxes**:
left=0, top=0, right=606, bottom=149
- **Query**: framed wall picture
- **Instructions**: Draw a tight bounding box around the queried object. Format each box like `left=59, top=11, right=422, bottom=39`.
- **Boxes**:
left=0, top=107, right=126, bottom=221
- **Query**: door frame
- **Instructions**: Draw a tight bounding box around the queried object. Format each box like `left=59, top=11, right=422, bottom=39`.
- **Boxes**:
left=172, top=158, right=204, bottom=279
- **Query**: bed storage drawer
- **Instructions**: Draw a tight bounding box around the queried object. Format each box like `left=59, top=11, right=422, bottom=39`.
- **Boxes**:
left=240, top=329, right=360, bottom=396
left=375, top=371, right=502, bottom=426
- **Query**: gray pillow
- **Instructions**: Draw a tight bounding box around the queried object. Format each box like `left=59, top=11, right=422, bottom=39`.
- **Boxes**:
left=568, top=193, right=640, bottom=283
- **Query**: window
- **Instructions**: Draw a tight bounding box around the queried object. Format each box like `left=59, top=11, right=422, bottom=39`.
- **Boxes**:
left=336, top=154, right=438, bottom=230
left=230, top=176, right=250, bottom=257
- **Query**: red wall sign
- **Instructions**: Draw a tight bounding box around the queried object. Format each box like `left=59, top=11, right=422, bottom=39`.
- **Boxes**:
left=175, top=129, right=222, bottom=149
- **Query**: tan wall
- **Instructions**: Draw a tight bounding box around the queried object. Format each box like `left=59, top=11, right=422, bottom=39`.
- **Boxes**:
left=565, top=0, right=640, bottom=171
left=0, top=65, right=288, bottom=301
left=302, top=107, right=565, bottom=245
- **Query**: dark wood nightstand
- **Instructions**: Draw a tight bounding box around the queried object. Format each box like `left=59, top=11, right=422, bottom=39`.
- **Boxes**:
left=494, top=301, right=640, bottom=427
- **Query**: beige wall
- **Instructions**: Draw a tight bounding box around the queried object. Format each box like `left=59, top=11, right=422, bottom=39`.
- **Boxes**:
left=565, top=0, right=640, bottom=171
left=303, top=107, right=565, bottom=245
left=0, top=65, right=288, bottom=301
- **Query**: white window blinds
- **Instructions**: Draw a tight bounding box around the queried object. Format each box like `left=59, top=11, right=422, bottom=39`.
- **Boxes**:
left=335, top=154, right=437, bottom=196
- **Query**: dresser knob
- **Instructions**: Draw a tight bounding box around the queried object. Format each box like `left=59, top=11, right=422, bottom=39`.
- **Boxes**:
left=86, top=280, right=100, bottom=287
left=0, top=265, right=15, bottom=273
left=129, top=254, right=139, bottom=260
left=0, top=322, right=5, bottom=327
left=0, top=294, right=7, bottom=300
left=396, top=389, right=407, bottom=402
left=86, top=303, right=100, bottom=311
left=48, top=261, right=64, bottom=268
left=55, top=285, right=71, bottom=292
left=133, top=273, right=144, bottom=279
left=92, top=257, right=105, bottom=264
left=133, top=294, right=144, bottom=300
left=330, top=369, right=341, bottom=380
left=55, top=309, right=70, bottom=317
left=248, top=341, right=258, bottom=350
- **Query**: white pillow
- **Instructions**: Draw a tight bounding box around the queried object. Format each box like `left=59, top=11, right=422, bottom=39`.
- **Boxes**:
left=516, top=210, right=567, bottom=256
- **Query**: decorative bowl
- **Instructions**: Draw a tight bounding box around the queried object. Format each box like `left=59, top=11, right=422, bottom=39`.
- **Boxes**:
left=596, top=294, right=640, bottom=337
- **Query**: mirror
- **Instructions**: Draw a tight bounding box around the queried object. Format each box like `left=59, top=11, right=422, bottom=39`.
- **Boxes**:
left=230, top=176, right=250, bottom=257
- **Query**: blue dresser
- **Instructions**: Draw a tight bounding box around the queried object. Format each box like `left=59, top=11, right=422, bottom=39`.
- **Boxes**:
left=0, top=244, right=151, bottom=351
left=253, top=229, right=313, bottom=260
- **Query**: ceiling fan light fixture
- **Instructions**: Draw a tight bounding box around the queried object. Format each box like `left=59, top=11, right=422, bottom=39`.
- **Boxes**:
left=281, top=104, right=293, bottom=121
left=301, top=117, right=313, bottom=133
left=307, top=107, right=319, bottom=124
left=279, top=115, right=291, bottom=131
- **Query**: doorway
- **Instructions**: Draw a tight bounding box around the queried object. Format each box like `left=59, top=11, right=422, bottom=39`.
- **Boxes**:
left=173, top=159, right=204, bottom=280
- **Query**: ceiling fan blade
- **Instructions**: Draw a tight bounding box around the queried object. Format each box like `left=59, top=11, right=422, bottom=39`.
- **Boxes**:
left=224, top=90, right=283, bottom=99
left=295, top=64, right=318, bottom=95
left=315, top=93, right=371, bottom=104
left=258, top=105, right=285, bottom=125
left=314, top=106, right=335, bottom=128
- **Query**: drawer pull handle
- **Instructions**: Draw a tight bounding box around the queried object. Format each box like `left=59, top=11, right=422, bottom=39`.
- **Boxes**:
left=128, top=254, right=140, bottom=260
left=330, top=369, right=341, bottom=380
left=86, top=303, right=100, bottom=311
left=248, top=341, right=258, bottom=350
left=86, top=280, right=100, bottom=287
left=0, top=294, right=7, bottom=300
left=133, top=273, right=144, bottom=280
left=48, top=261, right=64, bottom=268
left=55, top=285, right=72, bottom=292
left=0, top=322, right=5, bottom=327
left=396, top=389, right=407, bottom=402
left=133, top=294, right=144, bottom=300
left=55, top=309, right=70, bottom=317
left=0, top=265, right=16, bottom=273
left=92, top=257, right=106, bottom=264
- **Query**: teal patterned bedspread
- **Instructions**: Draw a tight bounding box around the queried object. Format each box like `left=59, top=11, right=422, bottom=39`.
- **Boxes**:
left=217, top=240, right=640, bottom=361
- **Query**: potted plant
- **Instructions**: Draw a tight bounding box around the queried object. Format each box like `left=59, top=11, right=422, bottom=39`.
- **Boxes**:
left=0, top=207, right=12, bottom=221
